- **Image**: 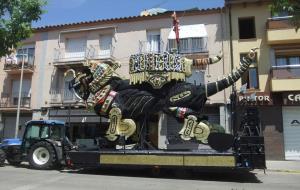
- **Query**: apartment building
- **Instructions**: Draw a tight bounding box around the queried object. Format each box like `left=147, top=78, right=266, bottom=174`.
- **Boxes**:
left=226, top=0, right=300, bottom=160
left=0, top=8, right=231, bottom=142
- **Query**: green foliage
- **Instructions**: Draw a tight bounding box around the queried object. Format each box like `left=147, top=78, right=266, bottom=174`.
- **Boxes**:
left=270, top=0, right=300, bottom=31
left=0, top=0, right=46, bottom=57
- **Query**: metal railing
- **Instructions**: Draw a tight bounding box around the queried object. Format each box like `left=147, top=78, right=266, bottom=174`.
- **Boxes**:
left=267, top=16, right=294, bottom=30
left=168, top=37, right=208, bottom=54
left=53, top=46, right=89, bottom=62
left=271, top=65, right=300, bottom=79
left=50, top=89, right=80, bottom=104
left=139, top=40, right=164, bottom=53
left=53, top=45, right=115, bottom=63
left=0, top=92, right=31, bottom=108
left=4, top=54, right=35, bottom=70
left=88, top=45, right=115, bottom=59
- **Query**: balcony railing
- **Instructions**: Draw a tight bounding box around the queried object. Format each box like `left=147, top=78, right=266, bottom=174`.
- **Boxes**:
left=271, top=65, right=300, bottom=79
left=0, top=92, right=31, bottom=108
left=53, top=45, right=115, bottom=64
left=168, top=37, right=208, bottom=54
left=50, top=89, right=81, bottom=104
left=53, top=46, right=88, bottom=62
left=139, top=40, right=164, bottom=53
left=267, top=16, right=294, bottom=30
left=4, top=54, right=35, bottom=71
left=88, top=45, right=115, bottom=60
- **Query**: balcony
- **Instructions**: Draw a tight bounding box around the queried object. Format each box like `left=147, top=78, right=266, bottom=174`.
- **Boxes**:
left=168, top=37, right=208, bottom=55
left=53, top=46, right=88, bottom=67
left=88, top=45, right=115, bottom=62
left=50, top=89, right=81, bottom=105
left=4, top=54, right=35, bottom=74
left=0, top=92, right=31, bottom=111
left=53, top=45, right=115, bottom=68
left=266, top=17, right=300, bottom=45
left=270, top=65, right=300, bottom=91
left=139, top=40, right=164, bottom=53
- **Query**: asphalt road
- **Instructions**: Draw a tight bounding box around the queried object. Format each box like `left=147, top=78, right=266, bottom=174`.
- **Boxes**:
left=0, top=164, right=300, bottom=190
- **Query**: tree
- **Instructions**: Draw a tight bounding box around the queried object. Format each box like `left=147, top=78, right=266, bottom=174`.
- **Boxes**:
left=271, top=0, right=300, bottom=31
left=0, top=0, right=46, bottom=57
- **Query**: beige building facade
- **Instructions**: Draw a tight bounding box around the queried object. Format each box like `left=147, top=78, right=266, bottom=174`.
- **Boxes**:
left=226, top=0, right=300, bottom=160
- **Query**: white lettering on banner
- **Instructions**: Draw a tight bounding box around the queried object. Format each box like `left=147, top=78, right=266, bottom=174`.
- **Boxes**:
left=238, top=95, right=270, bottom=102
left=288, top=94, right=300, bottom=102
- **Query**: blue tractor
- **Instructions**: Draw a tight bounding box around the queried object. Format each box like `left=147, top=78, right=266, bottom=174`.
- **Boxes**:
left=0, top=120, right=72, bottom=169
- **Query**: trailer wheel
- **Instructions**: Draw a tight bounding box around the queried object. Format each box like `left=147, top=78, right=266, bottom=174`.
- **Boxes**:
left=0, top=149, right=6, bottom=167
left=7, top=159, right=21, bottom=166
left=28, top=141, right=57, bottom=170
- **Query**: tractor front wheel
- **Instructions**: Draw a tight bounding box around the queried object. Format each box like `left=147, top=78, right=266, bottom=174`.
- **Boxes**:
left=28, top=141, right=57, bottom=170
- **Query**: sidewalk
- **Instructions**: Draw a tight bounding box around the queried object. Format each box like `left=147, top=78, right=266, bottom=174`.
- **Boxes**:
left=266, top=160, right=300, bottom=173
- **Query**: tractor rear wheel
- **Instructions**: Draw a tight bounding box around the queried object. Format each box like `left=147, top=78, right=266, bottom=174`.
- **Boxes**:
left=28, top=141, right=57, bottom=170
left=0, top=149, right=5, bottom=167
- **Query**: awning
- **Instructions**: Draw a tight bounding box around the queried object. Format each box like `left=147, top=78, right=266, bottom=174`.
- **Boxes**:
left=168, top=24, right=207, bottom=39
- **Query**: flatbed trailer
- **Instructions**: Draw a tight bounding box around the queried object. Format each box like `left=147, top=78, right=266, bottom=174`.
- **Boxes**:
left=67, top=136, right=265, bottom=171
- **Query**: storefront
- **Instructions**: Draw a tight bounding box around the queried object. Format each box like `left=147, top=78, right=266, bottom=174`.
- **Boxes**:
left=237, top=92, right=285, bottom=160
left=0, top=112, right=32, bottom=139
left=281, top=92, right=300, bottom=160
left=48, top=108, right=108, bottom=142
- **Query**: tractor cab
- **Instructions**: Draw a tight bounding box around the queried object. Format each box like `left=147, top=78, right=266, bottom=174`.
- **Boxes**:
left=22, top=120, right=66, bottom=150
left=1, top=120, right=70, bottom=169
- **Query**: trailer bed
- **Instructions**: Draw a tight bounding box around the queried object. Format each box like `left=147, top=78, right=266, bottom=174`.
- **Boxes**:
left=68, top=149, right=236, bottom=168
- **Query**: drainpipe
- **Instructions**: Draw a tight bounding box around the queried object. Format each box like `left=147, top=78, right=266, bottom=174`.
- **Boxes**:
left=15, top=53, right=25, bottom=138
left=228, top=4, right=237, bottom=135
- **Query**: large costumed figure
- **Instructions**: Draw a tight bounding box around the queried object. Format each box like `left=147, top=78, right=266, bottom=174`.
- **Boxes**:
left=66, top=48, right=257, bottom=151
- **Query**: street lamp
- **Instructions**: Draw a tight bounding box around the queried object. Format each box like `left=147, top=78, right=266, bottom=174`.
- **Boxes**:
left=15, top=52, right=25, bottom=138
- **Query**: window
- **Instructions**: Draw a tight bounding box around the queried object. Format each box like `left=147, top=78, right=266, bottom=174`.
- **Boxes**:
left=186, top=70, right=205, bottom=85
left=99, top=35, right=112, bottom=57
left=275, top=56, right=300, bottom=66
left=65, top=37, right=86, bottom=59
left=168, top=37, right=207, bottom=53
left=146, top=30, right=161, bottom=53
left=25, top=125, right=41, bottom=139
left=238, top=17, right=256, bottom=39
left=50, top=126, right=62, bottom=140
left=16, top=47, right=35, bottom=65
left=12, top=79, right=31, bottom=106
left=240, top=53, right=259, bottom=89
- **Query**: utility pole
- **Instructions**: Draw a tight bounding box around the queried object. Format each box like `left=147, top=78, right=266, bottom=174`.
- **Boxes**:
left=15, top=52, right=25, bottom=138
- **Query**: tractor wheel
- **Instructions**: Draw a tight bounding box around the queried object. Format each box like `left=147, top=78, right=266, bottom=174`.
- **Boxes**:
left=28, top=141, right=57, bottom=170
left=0, top=149, right=6, bottom=167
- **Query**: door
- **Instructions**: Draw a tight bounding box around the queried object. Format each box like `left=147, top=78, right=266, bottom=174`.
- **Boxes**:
left=282, top=106, right=300, bottom=160
left=99, top=35, right=112, bottom=58
left=63, top=71, right=76, bottom=101
left=12, top=79, right=31, bottom=107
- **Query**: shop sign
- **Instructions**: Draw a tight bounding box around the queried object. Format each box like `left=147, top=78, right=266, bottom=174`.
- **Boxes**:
left=290, top=119, right=300, bottom=127
left=238, top=92, right=272, bottom=105
left=283, top=92, right=300, bottom=105
left=288, top=94, right=300, bottom=102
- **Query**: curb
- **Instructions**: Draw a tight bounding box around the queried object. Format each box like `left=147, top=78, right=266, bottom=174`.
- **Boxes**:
left=266, top=169, right=300, bottom=174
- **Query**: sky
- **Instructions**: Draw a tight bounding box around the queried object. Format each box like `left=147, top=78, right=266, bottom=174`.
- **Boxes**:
left=33, top=0, right=224, bottom=27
